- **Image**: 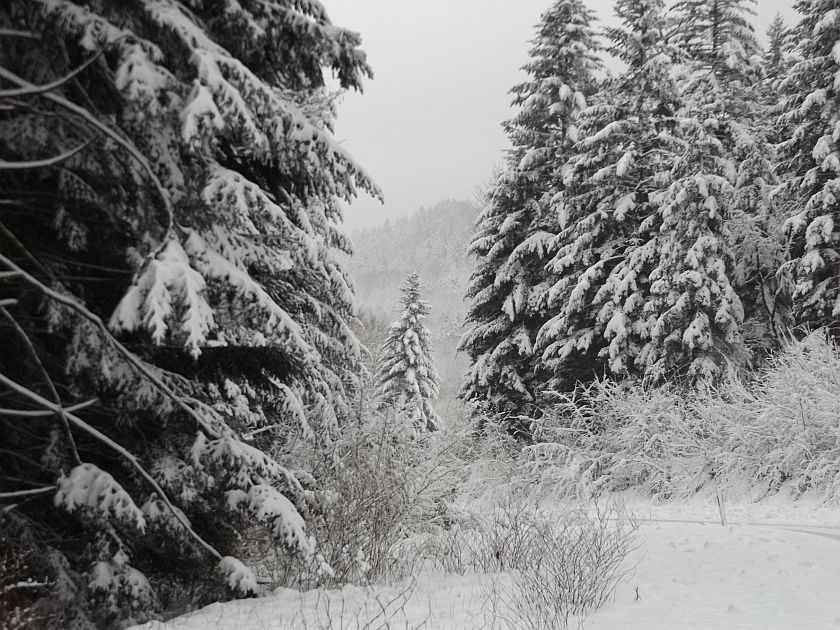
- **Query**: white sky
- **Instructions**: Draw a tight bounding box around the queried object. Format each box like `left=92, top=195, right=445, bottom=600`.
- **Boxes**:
left=328, top=0, right=799, bottom=230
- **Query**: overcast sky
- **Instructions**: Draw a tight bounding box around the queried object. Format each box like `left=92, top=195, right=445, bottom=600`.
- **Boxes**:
left=328, top=1, right=799, bottom=230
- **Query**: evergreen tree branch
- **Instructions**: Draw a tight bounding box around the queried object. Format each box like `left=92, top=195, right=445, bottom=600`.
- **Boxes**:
left=0, top=306, right=82, bottom=466
left=0, top=371, right=224, bottom=561
left=0, top=64, right=175, bottom=243
left=0, top=253, right=223, bottom=440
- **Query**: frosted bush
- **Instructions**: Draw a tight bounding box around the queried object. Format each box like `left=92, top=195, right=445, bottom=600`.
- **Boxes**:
left=525, top=332, right=840, bottom=502
left=705, top=332, right=840, bottom=501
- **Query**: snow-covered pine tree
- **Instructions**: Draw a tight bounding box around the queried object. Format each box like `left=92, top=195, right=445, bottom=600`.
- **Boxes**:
left=776, top=0, right=840, bottom=335
left=537, top=0, right=684, bottom=386
left=459, top=0, right=602, bottom=420
left=377, top=273, right=441, bottom=432
left=727, top=14, right=795, bottom=355
left=538, top=0, right=750, bottom=385
left=0, top=1, right=376, bottom=627
left=764, top=13, right=796, bottom=85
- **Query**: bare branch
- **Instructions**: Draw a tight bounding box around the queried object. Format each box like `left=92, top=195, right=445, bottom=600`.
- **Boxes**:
left=0, top=141, right=92, bottom=171
left=0, top=29, right=37, bottom=40
left=0, top=371, right=223, bottom=561
left=0, top=399, right=96, bottom=416
left=0, top=486, right=56, bottom=500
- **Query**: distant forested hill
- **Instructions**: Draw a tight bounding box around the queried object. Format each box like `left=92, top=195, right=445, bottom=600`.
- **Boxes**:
left=347, top=199, right=478, bottom=406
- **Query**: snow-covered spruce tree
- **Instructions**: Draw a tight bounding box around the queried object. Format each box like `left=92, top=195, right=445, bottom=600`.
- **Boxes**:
left=459, top=0, right=602, bottom=421
left=537, top=0, right=743, bottom=385
left=764, top=13, right=796, bottom=86
left=727, top=13, right=797, bottom=354
left=649, top=0, right=765, bottom=373
left=776, top=1, right=840, bottom=335
left=0, top=1, right=376, bottom=627
left=537, top=0, right=684, bottom=386
left=377, top=273, right=441, bottom=432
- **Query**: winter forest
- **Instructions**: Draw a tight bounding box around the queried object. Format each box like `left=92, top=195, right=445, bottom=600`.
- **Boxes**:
left=3, top=0, right=840, bottom=629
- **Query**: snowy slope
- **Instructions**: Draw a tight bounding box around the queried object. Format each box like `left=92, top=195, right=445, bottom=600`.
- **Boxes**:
left=131, top=501, right=840, bottom=630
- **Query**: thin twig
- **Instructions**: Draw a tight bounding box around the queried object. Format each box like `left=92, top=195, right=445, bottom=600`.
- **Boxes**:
left=0, top=486, right=56, bottom=500
left=0, top=29, right=38, bottom=40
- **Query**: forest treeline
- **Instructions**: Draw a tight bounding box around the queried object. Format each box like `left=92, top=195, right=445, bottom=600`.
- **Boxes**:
left=460, top=0, right=838, bottom=426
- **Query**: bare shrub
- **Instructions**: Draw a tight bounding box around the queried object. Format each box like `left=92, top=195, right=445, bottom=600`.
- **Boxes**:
left=300, top=578, right=429, bottom=630
left=522, top=379, right=702, bottom=499
left=252, top=409, right=475, bottom=589
left=390, top=495, right=638, bottom=629
left=473, top=500, right=638, bottom=630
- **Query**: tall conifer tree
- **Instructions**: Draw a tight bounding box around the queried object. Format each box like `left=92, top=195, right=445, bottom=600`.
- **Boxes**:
left=0, top=1, right=375, bottom=626
left=776, top=0, right=840, bottom=335
left=459, top=0, right=602, bottom=418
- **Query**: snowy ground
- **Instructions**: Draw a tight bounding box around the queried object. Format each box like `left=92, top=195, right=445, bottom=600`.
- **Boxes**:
left=132, top=499, right=840, bottom=630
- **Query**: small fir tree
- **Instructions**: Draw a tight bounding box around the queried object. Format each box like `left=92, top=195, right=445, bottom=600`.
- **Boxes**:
left=377, top=274, right=441, bottom=431
left=764, top=13, right=795, bottom=85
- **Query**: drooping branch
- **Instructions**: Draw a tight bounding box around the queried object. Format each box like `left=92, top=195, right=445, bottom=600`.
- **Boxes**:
left=0, top=371, right=223, bottom=561
left=0, top=141, right=92, bottom=171
left=0, top=253, right=223, bottom=440
left=0, top=64, right=174, bottom=240
left=0, top=305, right=81, bottom=466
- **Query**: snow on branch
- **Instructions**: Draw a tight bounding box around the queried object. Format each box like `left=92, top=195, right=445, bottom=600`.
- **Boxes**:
left=226, top=484, right=311, bottom=554
left=0, top=253, right=223, bottom=439
left=0, top=370, right=223, bottom=560
left=110, top=238, right=216, bottom=358
left=216, top=557, right=258, bottom=596
left=55, top=464, right=146, bottom=532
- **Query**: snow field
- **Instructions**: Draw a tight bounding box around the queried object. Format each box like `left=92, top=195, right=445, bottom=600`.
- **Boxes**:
left=132, top=501, right=840, bottom=630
